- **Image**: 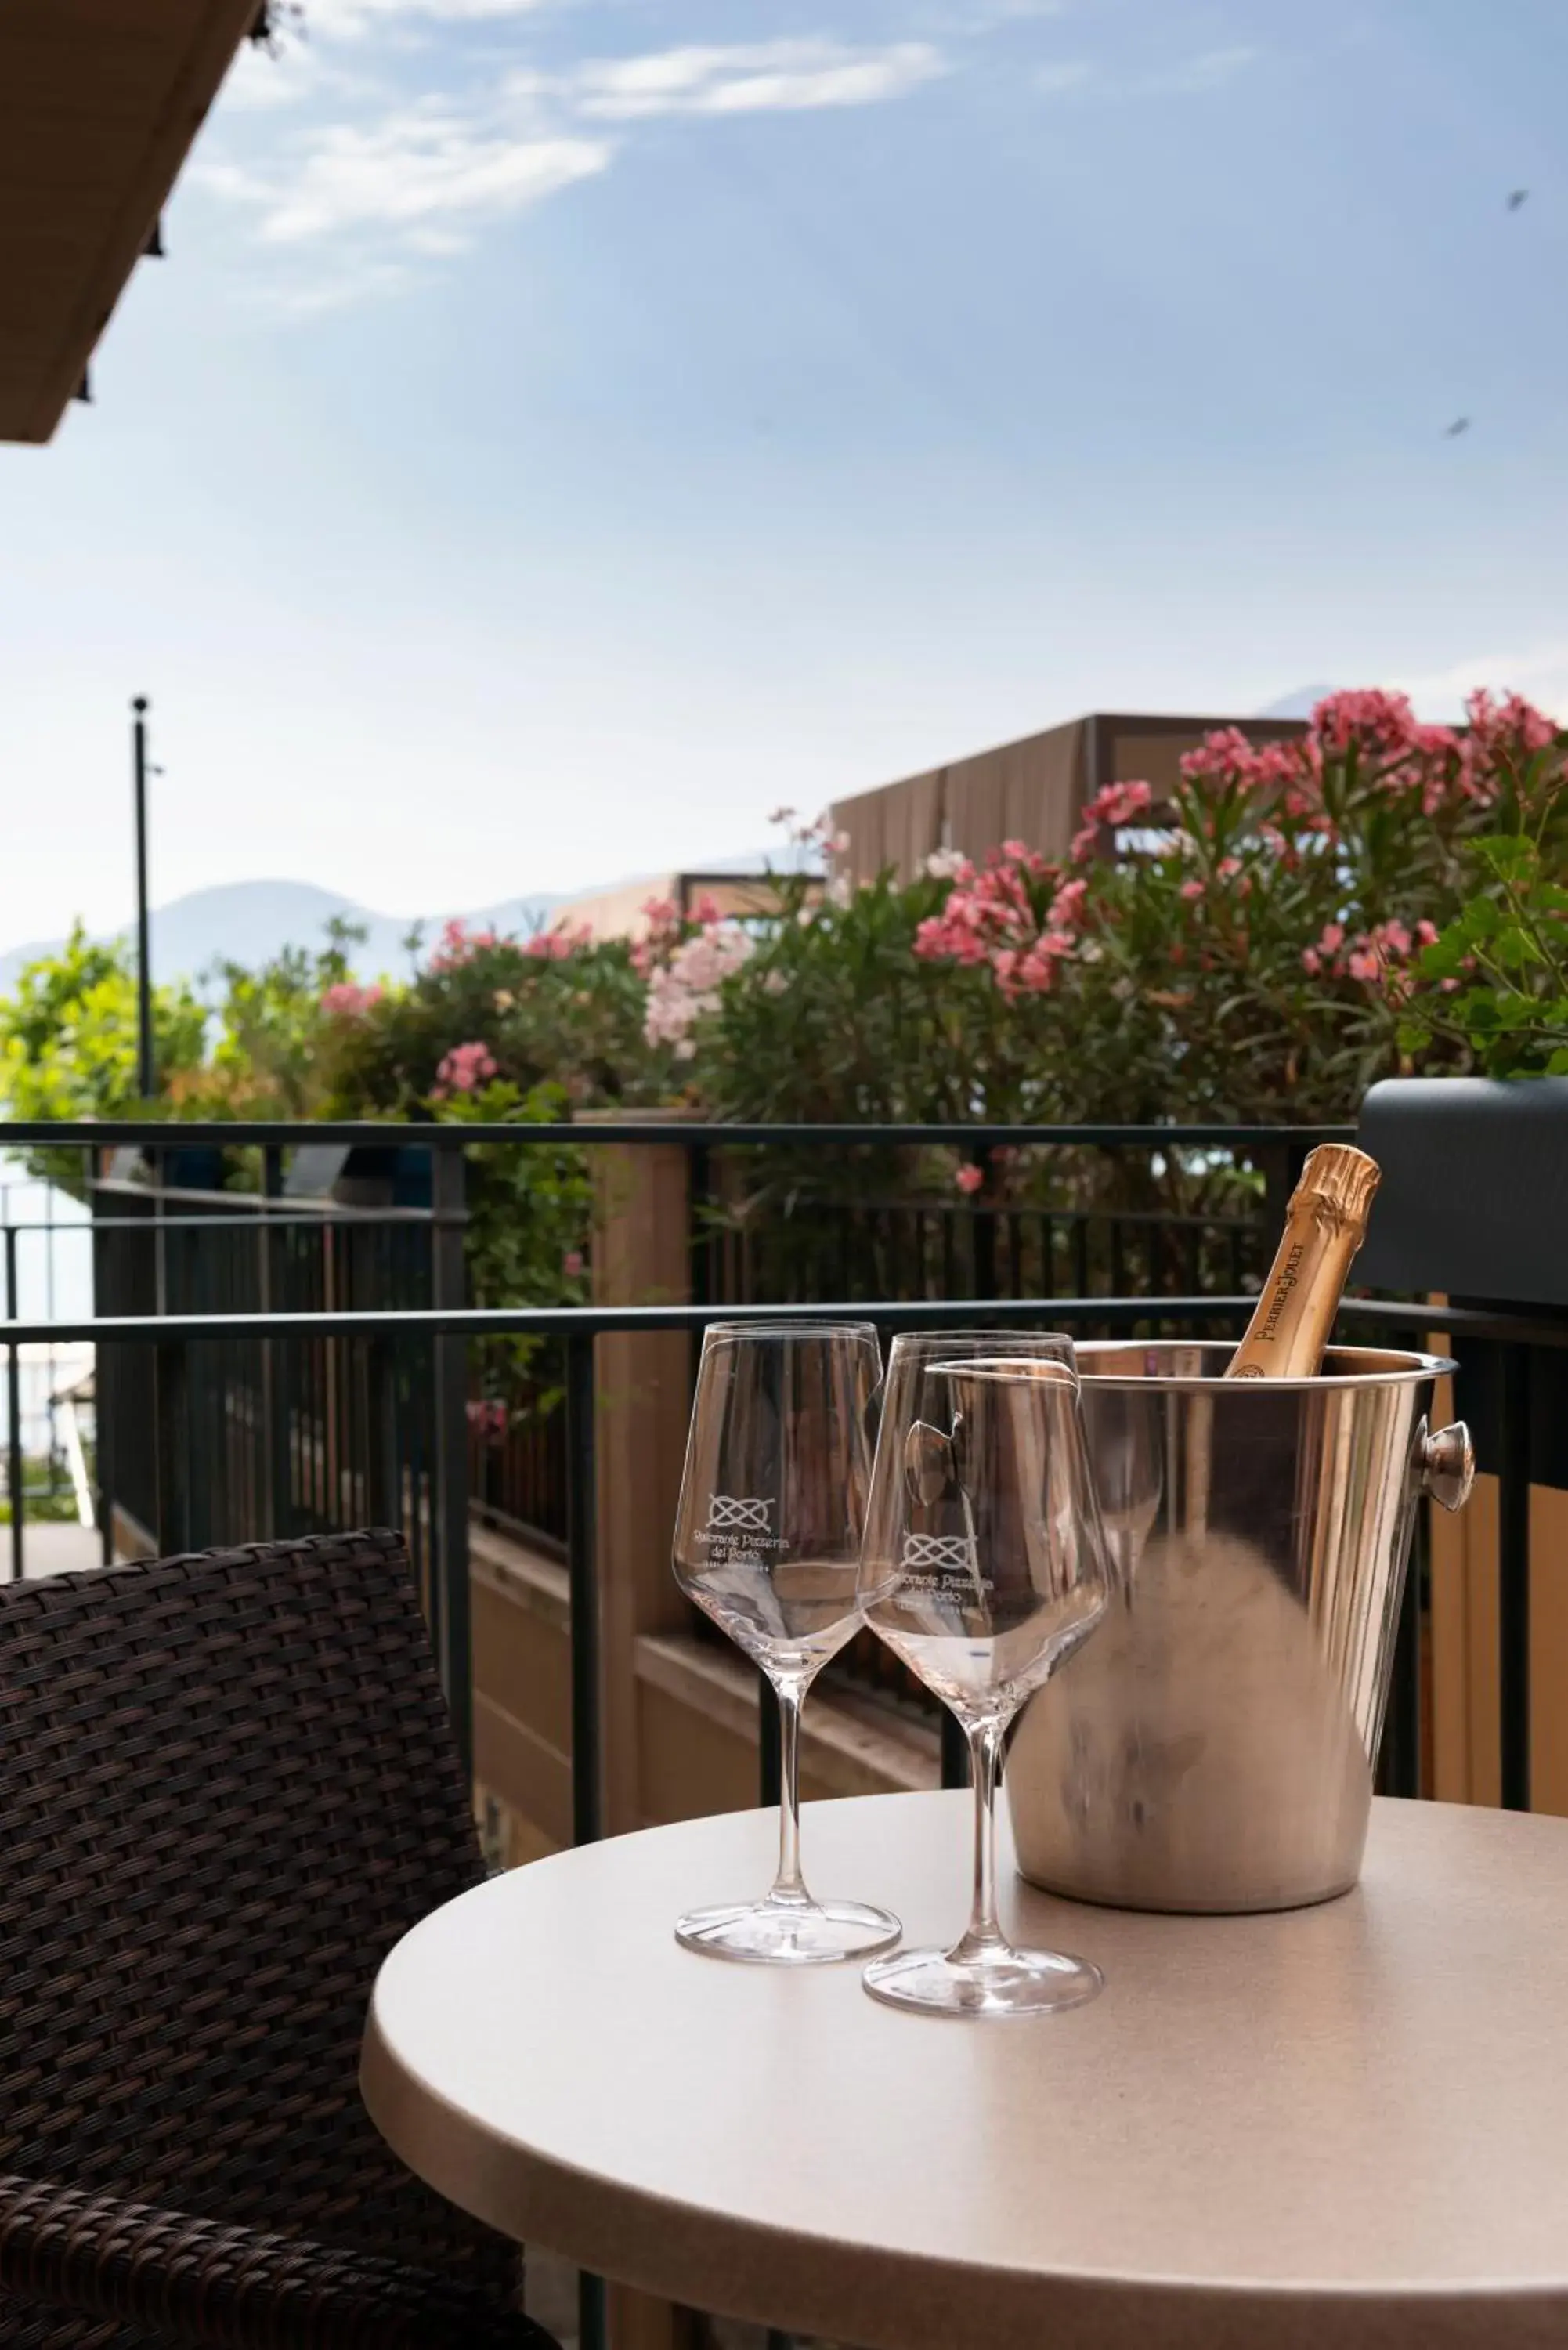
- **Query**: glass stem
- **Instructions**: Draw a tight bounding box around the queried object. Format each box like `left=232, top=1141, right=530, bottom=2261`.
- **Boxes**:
left=953, top=1716, right=1008, bottom=1960
left=769, top=1676, right=809, bottom=1907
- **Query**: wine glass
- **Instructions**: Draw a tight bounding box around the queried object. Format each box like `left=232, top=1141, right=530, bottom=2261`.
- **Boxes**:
left=671, top=1320, right=901, bottom=1965
left=858, top=1332, right=1111, bottom=2016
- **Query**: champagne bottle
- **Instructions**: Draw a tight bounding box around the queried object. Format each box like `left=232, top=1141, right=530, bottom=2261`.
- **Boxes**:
left=1225, top=1144, right=1381, bottom=1379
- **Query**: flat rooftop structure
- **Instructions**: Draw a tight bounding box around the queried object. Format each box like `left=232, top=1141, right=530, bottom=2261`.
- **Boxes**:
left=557, top=870, right=817, bottom=941
left=829, top=710, right=1308, bottom=883
left=1, top=0, right=259, bottom=443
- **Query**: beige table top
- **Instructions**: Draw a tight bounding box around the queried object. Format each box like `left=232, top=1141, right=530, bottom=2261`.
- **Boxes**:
left=361, top=1791, right=1568, bottom=2350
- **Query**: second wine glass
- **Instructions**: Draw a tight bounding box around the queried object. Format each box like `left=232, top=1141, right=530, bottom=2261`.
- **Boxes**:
left=672, top=1320, right=901, bottom=1964
left=858, top=1332, right=1112, bottom=2016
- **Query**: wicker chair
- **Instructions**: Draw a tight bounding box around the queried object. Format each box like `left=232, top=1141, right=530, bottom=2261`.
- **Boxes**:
left=0, top=1528, right=558, bottom=2349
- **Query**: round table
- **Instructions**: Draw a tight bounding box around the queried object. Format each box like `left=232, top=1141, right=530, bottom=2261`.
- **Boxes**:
left=361, top=1791, right=1568, bottom=2350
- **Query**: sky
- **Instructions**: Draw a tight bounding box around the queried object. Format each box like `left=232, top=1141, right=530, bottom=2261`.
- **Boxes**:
left=2, top=0, right=1566, bottom=951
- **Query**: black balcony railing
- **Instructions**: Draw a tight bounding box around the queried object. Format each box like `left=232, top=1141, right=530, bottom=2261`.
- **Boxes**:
left=0, top=1116, right=1556, bottom=1827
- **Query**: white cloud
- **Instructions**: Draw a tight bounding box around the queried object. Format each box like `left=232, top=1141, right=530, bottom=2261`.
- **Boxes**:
left=243, top=256, right=423, bottom=317
left=200, top=31, right=948, bottom=310
left=201, top=101, right=609, bottom=245
left=1151, top=44, right=1257, bottom=94
left=1394, top=644, right=1568, bottom=723
left=967, top=0, right=1066, bottom=21
left=1032, top=42, right=1259, bottom=103
left=307, top=0, right=551, bottom=35
left=220, top=40, right=323, bottom=109
left=563, top=41, right=947, bottom=121
left=1035, top=59, right=1093, bottom=92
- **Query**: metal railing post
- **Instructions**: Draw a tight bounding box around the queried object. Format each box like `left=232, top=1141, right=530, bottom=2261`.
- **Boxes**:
left=261, top=1143, right=288, bottom=1541
left=154, top=1338, right=189, bottom=1555
left=1378, top=1518, right=1422, bottom=1800
left=430, top=1141, right=472, bottom=1781
left=89, top=1151, right=115, bottom=1564
left=969, top=1147, right=995, bottom=1299
left=96, top=1330, right=115, bottom=1569
left=1498, top=1340, right=1531, bottom=1812
left=367, top=1336, right=398, bottom=1532
left=5, top=1218, right=20, bottom=1583
left=565, top=1327, right=602, bottom=1847
left=565, top=1322, right=607, bottom=2350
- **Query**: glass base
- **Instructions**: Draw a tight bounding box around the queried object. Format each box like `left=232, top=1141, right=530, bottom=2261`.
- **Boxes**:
left=675, top=1894, right=901, bottom=1965
left=862, top=1940, right=1104, bottom=2017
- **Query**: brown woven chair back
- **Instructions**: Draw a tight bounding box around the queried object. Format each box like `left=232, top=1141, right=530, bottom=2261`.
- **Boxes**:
left=0, top=1531, right=519, bottom=2342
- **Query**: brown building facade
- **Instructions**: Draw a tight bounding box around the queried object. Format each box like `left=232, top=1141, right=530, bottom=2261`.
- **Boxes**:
left=829, top=710, right=1309, bottom=884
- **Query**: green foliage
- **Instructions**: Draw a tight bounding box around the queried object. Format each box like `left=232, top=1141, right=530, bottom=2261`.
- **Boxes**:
left=430, top=1078, right=592, bottom=1415
left=0, top=925, right=206, bottom=1188
left=431, top=1077, right=591, bottom=1309
left=701, top=869, right=995, bottom=1120
left=0, top=924, right=206, bottom=1124
left=1401, top=821, right=1568, bottom=1077
left=323, top=922, right=664, bottom=1115
left=197, top=918, right=365, bottom=1116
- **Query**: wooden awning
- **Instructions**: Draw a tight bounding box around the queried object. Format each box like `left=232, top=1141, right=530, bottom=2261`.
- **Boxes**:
left=0, top=0, right=259, bottom=444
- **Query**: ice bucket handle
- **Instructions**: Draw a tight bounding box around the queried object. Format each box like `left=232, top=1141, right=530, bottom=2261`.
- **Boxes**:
left=1417, top=1418, right=1476, bottom=1513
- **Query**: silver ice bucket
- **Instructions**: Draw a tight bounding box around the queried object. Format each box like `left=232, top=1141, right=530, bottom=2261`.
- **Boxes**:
left=1007, top=1343, right=1474, bottom=1914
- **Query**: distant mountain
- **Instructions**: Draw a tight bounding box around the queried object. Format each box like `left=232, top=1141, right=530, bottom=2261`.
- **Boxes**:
left=0, top=879, right=564, bottom=996
left=0, top=850, right=804, bottom=996
left=1255, top=683, right=1338, bottom=721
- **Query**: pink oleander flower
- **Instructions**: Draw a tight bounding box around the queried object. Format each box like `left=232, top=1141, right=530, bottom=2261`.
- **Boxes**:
left=320, top=981, right=383, bottom=1018
left=916, top=845, right=1079, bottom=993
left=525, top=921, right=593, bottom=961
left=1216, top=856, right=1242, bottom=881
left=1301, top=947, right=1321, bottom=976
left=689, top=892, right=724, bottom=927
left=632, top=897, right=687, bottom=978
left=643, top=924, right=753, bottom=1050
left=1018, top=938, right=1071, bottom=992
left=1070, top=822, right=1101, bottom=865
left=1310, top=689, right=1425, bottom=758
left=1464, top=688, right=1557, bottom=756
left=1048, top=877, right=1089, bottom=927
left=953, top=1163, right=985, bottom=1195
left=1346, top=949, right=1379, bottom=983
left=431, top=916, right=470, bottom=971
left=1319, top=923, right=1345, bottom=953
left=1417, top=919, right=1440, bottom=947
left=1085, top=779, right=1154, bottom=829
left=1180, top=878, right=1205, bottom=902
left=434, top=1040, right=497, bottom=1096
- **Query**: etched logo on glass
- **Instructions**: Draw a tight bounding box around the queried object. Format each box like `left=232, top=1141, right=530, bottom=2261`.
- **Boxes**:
left=706, top=1495, right=771, bottom=1534
left=894, top=1528, right=992, bottom=1604
left=901, top=1532, right=977, bottom=1571
left=695, top=1491, right=785, bottom=1557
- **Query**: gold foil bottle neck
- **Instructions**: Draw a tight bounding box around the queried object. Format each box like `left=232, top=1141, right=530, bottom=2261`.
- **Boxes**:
left=1293, top=1144, right=1381, bottom=1235
left=1224, top=1143, right=1382, bottom=1380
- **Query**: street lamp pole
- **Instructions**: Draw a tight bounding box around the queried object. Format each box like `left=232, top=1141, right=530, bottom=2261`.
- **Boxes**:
left=132, top=696, right=154, bottom=1099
